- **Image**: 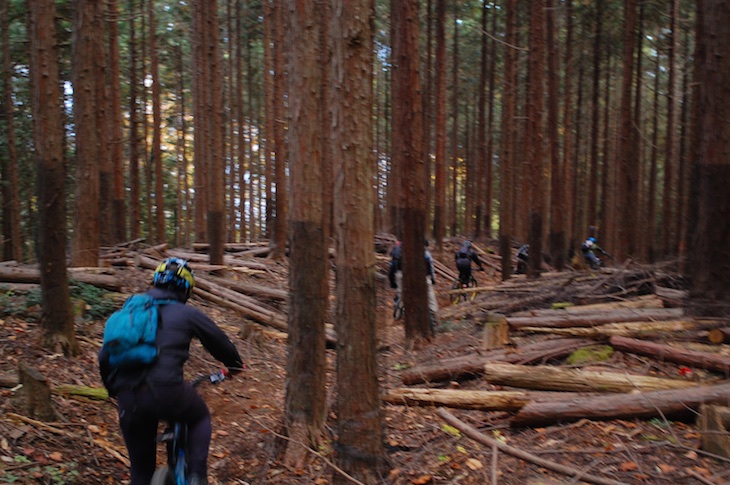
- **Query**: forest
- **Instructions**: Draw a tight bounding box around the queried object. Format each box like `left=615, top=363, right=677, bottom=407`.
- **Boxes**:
left=0, top=0, right=715, bottom=267
left=1, top=0, right=730, bottom=484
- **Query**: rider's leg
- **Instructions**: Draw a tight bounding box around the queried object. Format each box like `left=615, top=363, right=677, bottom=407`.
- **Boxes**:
left=163, top=383, right=212, bottom=480
left=117, top=388, right=160, bottom=485
left=585, top=253, right=600, bottom=269
left=426, top=277, right=439, bottom=331
left=456, top=260, right=471, bottom=285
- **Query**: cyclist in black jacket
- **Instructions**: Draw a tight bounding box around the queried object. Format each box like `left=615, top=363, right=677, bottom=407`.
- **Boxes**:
left=99, top=258, right=243, bottom=485
left=454, top=240, right=484, bottom=286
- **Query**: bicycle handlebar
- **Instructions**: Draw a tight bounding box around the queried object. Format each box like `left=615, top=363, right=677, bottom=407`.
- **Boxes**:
left=191, top=369, right=228, bottom=388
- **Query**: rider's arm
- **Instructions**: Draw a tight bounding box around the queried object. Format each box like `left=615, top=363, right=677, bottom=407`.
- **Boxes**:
left=189, top=307, right=244, bottom=373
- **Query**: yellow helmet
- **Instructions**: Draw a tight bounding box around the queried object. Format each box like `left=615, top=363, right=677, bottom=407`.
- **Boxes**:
left=153, top=258, right=195, bottom=299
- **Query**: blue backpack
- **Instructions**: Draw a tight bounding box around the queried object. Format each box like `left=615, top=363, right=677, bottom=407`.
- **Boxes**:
left=102, top=294, right=176, bottom=369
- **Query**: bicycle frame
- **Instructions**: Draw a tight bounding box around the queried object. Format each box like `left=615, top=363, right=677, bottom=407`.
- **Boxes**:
left=151, top=370, right=227, bottom=485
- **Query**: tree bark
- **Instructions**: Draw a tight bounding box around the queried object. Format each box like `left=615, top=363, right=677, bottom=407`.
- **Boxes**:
left=331, top=0, right=386, bottom=481
left=28, top=0, right=79, bottom=356
left=283, top=0, right=329, bottom=466
left=688, top=0, right=730, bottom=316
left=270, top=0, right=288, bottom=260
left=431, top=0, right=446, bottom=249
left=71, top=0, right=103, bottom=267
left=392, top=0, right=430, bottom=345
left=1, top=0, right=22, bottom=263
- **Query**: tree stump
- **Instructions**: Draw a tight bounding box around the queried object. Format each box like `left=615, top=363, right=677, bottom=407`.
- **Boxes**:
left=483, top=313, right=509, bottom=350
left=16, top=362, right=58, bottom=421
left=699, top=404, right=730, bottom=459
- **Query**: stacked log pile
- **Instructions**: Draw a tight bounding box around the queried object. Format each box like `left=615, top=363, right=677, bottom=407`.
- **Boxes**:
left=395, top=261, right=730, bottom=436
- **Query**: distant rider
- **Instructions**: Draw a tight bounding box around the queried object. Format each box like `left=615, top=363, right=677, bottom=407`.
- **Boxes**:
left=516, top=244, right=529, bottom=274
left=454, top=240, right=484, bottom=286
left=388, top=239, right=439, bottom=327
left=580, top=237, right=610, bottom=269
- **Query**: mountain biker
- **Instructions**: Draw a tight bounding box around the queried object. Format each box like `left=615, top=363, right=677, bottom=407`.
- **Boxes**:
left=516, top=244, right=529, bottom=274
left=580, top=237, right=610, bottom=270
left=388, top=240, right=403, bottom=298
left=388, top=239, right=439, bottom=325
left=424, top=239, right=439, bottom=325
left=98, top=258, right=243, bottom=485
left=455, top=240, right=484, bottom=286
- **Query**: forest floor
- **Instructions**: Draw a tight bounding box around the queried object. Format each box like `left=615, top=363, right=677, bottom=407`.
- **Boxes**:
left=1, top=240, right=730, bottom=485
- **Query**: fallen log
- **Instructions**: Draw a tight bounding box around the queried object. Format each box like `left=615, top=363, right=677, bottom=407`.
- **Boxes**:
left=518, top=320, right=704, bottom=339
left=609, top=335, right=730, bottom=376
left=483, top=362, right=698, bottom=393
left=438, top=408, right=628, bottom=485
left=655, top=285, right=687, bottom=307
left=708, top=327, right=730, bottom=345
left=206, top=274, right=288, bottom=302
left=510, top=294, right=665, bottom=316
left=383, top=388, right=533, bottom=411
left=167, top=248, right=270, bottom=272
left=510, top=380, right=730, bottom=427
left=400, top=338, right=590, bottom=385
left=507, top=308, right=684, bottom=329
left=0, top=266, right=121, bottom=291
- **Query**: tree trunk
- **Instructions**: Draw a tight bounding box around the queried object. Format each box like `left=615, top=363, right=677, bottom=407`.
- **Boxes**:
left=331, top=0, right=386, bottom=481
left=393, top=0, right=430, bottom=346
left=432, top=0, right=446, bottom=251
left=546, top=0, right=564, bottom=270
left=498, top=0, right=517, bottom=280
left=28, top=0, right=79, bottom=357
left=128, top=0, right=141, bottom=241
left=107, top=0, right=126, bottom=245
left=148, top=0, right=165, bottom=245
left=615, top=0, right=638, bottom=261
left=283, top=0, right=328, bottom=467
left=270, top=0, right=288, bottom=260
left=71, top=0, right=102, bottom=267
left=525, top=0, right=547, bottom=279
left=1, top=0, right=22, bottom=263
left=688, top=0, right=730, bottom=317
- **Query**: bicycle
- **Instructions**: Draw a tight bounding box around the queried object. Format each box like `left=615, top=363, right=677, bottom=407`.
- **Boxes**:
left=150, top=369, right=228, bottom=485
left=392, top=290, right=436, bottom=334
left=393, top=292, right=405, bottom=320
left=450, top=274, right=478, bottom=305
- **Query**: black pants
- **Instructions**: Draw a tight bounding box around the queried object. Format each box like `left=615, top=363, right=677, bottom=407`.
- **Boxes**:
left=456, top=258, right=472, bottom=285
left=116, top=382, right=211, bottom=484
